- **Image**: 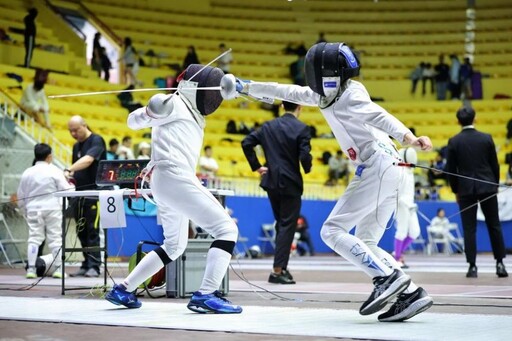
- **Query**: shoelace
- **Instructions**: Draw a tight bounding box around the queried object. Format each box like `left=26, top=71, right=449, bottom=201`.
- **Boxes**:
left=213, top=291, right=232, bottom=303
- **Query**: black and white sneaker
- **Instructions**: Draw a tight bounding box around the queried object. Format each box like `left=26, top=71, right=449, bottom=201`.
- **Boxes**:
left=359, top=269, right=411, bottom=316
left=378, top=287, right=433, bottom=322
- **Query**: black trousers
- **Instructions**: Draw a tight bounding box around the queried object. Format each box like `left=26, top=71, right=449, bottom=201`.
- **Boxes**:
left=458, top=193, right=506, bottom=264
left=267, top=190, right=302, bottom=269
left=73, top=198, right=101, bottom=271
left=24, top=35, right=35, bottom=68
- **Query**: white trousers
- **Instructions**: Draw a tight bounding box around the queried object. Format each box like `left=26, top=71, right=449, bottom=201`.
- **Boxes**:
left=151, top=164, right=238, bottom=261
left=26, top=209, right=62, bottom=249
left=395, top=201, right=421, bottom=240
left=321, top=151, right=402, bottom=264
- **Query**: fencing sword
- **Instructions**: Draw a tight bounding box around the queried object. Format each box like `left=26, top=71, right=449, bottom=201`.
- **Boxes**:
left=47, top=48, right=238, bottom=100
left=394, top=161, right=511, bottom=220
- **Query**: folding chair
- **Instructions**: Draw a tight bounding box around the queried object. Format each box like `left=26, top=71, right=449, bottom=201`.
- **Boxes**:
left=426, top=222, right=464, bottom=255
left=0, top=213, right=26, bottom=267
left=235, top=232, right=252, bottom=259
left=258, top=222, right=276, bottom=253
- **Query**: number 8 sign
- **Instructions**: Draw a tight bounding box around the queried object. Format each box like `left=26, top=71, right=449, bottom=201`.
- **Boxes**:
left=99, top=189, right=127, bottom=228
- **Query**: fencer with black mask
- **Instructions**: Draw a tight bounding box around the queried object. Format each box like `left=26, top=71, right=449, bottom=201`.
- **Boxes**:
left=105, top=64, right=242, bottom=314
left=230, top=43, right=433, bottom=322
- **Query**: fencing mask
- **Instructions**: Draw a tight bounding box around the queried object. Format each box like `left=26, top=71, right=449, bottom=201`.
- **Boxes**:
left=177, top=64, right=224, bottom=116
left=305, top=42, right=360, bottom=98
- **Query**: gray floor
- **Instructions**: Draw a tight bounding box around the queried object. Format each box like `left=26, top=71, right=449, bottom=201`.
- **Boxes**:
left=1, top=254, right=511, bottom=341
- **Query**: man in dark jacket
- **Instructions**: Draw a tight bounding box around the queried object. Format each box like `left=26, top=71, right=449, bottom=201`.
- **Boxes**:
left=446, top=107, right=508, bottom=278
left=242, top=101, right=312, bottom=284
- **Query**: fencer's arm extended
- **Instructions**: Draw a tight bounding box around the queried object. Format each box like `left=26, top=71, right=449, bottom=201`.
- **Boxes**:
left=246, top=82, right=320, bottom=106
left=127, top=106, right=175, bottom=130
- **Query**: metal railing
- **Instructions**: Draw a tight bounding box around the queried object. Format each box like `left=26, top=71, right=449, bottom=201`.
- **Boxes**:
left=0, top=91, right=72, bottom=166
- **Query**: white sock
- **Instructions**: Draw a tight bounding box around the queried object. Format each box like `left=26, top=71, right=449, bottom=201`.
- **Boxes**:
left=51, top=248, right=62, bottom=269
left=368, top=246, right=419, bottom=294
left=199, top=247, right=231, bottom=294
left=123, top=250, right=164, bottom=292
left=27, top=243, right=38, bottom=268
left=331, top=233, right=392, bottom=278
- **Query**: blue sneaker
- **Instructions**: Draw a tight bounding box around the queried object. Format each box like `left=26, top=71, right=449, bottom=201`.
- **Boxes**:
left=105, top=284, right=141, bottom=309
left=187, top=290, right=242, bottom=314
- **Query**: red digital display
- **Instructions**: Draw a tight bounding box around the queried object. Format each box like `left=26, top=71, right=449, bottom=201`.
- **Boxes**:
left=96, top=160, right=149, bottom=186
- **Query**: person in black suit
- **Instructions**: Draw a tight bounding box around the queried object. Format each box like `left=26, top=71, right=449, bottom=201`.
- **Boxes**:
left=242, top=101, right=312, bottom=284
left=446, top=107, right=508, bottom=278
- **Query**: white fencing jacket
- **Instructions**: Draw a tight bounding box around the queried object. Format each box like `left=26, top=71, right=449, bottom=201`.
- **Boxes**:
left=17, top=161, right=74, bottom=212
left=247, top=80, right=411, bottom=166
left=127, top=93, right=205, bottom=174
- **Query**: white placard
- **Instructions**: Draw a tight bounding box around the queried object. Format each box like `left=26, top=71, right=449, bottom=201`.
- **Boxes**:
left=99, top=189, right=127, bottom=228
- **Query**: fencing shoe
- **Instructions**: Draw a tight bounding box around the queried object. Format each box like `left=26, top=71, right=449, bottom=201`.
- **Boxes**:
left=497, top=262, right=508, bottom=278
left=378, top=287, right=433, bottom=322
left=26, top=267, right=36, bottom=279
left=187, top=290, right=242, bottom=314
left=105, top=284, right=141, bottom=309
left=360, top=269, right=411, bottom=315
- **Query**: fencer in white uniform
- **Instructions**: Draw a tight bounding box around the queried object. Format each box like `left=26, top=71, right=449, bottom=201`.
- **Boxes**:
left=393, top=147, right=421, bottom=267
left=105, top=64, right=242, bottom=314
left=17, top=143, right=75, bottom=279
left=233, top=43, right=433, bottom=322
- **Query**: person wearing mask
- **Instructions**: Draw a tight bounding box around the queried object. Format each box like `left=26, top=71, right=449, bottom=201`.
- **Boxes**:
left=232, top=42, right=433, bottom=321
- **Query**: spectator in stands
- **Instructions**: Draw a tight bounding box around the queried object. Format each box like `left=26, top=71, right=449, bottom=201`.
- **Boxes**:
left=183, top=45, right=200, bottom=70
left=506, top=162, right=512, bottom=185
left=459, top=57, right=473, bottom=100
left=137, top=141, right=151, bottom=160
left=422, top=62, right=435, bottom=96
left=434, top=54, right=450, bottom=100
left=295, top=42, right=307, bottom=57
left=427, top=150, right=447, bottom=186
left=117, top=85, right=143, bottom=112
left=410, top=62, right=424, bottom=95
left=117, top=136, right=135, bottom=160
left=316, top=32, right=327, bottom=44
left=217, top=43, right=233, bottom=74
left=91, top=32, right=102, bottom=77
left=507, top=118, right=512, bottom=146
left=23, top=8, right=38, bottom=68
left=445, top=107, right=508, bottom=278
left=20, top=78, right=50, bottom=129
left=428, top=208, right=460, bottom=246
left=106, top=138, right=119, bottom=160
left=325, top=150, right=349, bottom=186
left=290, top=54, right=306, bottom=86
left=65, top=116, right=107, bottom=278
left=296, top=214, right=315, bottom=256
left=242, top=101, right=312, bottom=284
left=0, top=27, right=13, bottom=42
left=198, top=145, right=219, bottom=180
left=120, top=37, right=140, bottom=86
left=17, top=143, right=74, bottom=279
left=100, top=47, right=112, bottom=82
left=449, top=54, right=461, bottom=100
